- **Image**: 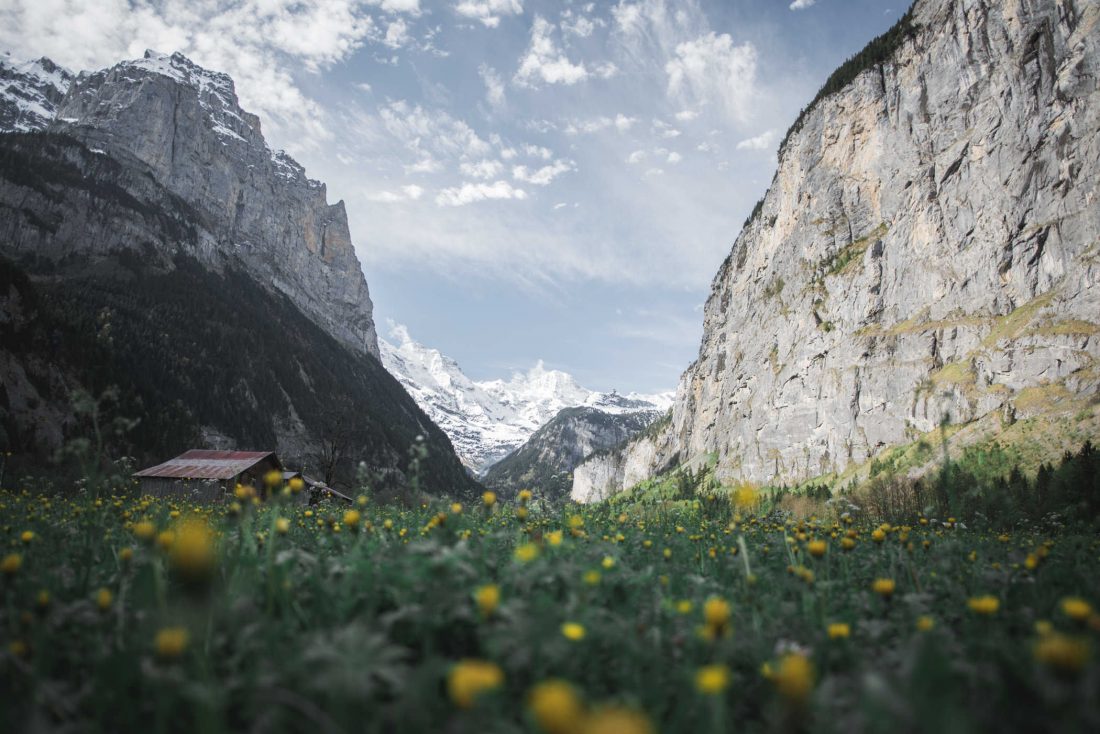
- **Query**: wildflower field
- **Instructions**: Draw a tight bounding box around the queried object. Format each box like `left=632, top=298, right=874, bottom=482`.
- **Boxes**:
left=1, top=483, right=1098, bottom=734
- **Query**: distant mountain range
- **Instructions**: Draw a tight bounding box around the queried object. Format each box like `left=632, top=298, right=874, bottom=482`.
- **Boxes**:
left=380, top=325, right=672, bottom=473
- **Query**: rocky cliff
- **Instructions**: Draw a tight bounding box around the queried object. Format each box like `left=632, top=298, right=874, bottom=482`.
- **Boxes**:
left=574, top=0, right=1100, bottom=502
left=1, top=51, right=378, bottom=359
left=0, top=52, right=478, bottom=497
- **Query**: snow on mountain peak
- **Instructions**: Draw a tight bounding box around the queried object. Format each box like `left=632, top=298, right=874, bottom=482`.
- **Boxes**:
left=380, top=324, right=672, bottom=473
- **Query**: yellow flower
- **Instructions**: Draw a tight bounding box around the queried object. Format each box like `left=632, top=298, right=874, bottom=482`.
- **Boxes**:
left=517, top=507, right=529, bottom=521
left=806, top=540, right=827, bottom=558
left=155, top=626, right=189, bottom=660
left=967, top=595, right=999, bottom=615
left=234, top=484, right=255, bottom=501
left=36, top=590, right=50, bottom=609
left=676, top=600, right=694, bottom=615
left=1061, top=597, right=1092, bottom=622
left=343, top=510, right=361, bottom=530
left=8, top=640, right=28, bottom=658
left=96, top=588, right=113, bottom=611
left=20, top=530, right=34, bottom=544
left=132, top=521, right=156, bottom=542
left=170, top=518, right=216, bottom=586
left=1, top=553, right=22, bottom=576
left=475, top=584, right=500, bottom=618
left=288, top=477, right=305, bottom=494
left=518, top=489, right=533, bottom=504
left=871, top=529, right=886, bottom=544
left=733, top=485, right=758, bottom=509
left=561, top=622, right=586, bottom=641
left=703, top=597, right=731, bottom=638
left=547, top=530, right=564, bottom=547
left=527, top=680, right=584, bottom=734
left=451, top=502, right=463, bottom=515
left=840, top=537, right=856, bottom=551
left=447, top=659, right=503, bottom=709
left=119, top=547, right=134, bottom=563
left=773, top=653, right=815, bottom=704
left=580, top=707, right=654, bottom=734
left=582, top=570, right=601, bottom=586
left=601, top=556, right=615, bottom=570
left=1035, top=620, right=1054, bottom=636
left=871, top=578, right=896, bottom=599
left=826, top=622, right=851, bottom=639
left=156, top=530, right=175, bottom=552
left=482, top=491, right=497, bottom=508
left=916, top=615, right=935, bottom=632
left=383, top=519, right=394, bottom=530
left=263, top=470, right=283, bottom=489
left=1034, top=633, right=1089, bottom=675
left=275, top=518, right=290, bottom=535
left=694, top=664, right=730, bottom=695
left=515, top=543, right=540, bottom=563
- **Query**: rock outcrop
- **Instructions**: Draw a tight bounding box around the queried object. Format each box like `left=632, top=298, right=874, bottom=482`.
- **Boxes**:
left=1, top=51, right=378, bottom=359
left=574, top=0, right=1100, bottom=501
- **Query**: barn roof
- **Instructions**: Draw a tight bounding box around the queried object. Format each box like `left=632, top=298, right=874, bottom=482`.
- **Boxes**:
left=134, top=450, right=280, bottom=480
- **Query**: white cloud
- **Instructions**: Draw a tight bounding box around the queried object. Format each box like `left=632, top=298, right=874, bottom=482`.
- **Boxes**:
left=377, top=100, right=492, bottom=160
left=522, top=144, right=553, bottom=160
left=561, top=11, right=602, bottom=38
left=789, top=0, right=817, bottom=9
left=370, top=0, right=422, bottom=12
left=406, top=156, right=443, bottom=174
left=514, top=15, right=589, bottom=87
left=627, top=150, right=646, bottom=164
left=666, top=151, right=682, bottom=164
left=356, top=82, right=372, bottom=93
left=455, top=0, right=523, bottom=28
left=666, top=32, right=758, bottom=124
left=674, top=109, right=698, bottom=122
left=382, top=17, right=410, bottom=48
left=735, top=129, right=776, bottom=151
left=367, top=183, right=424, bottom=202
left=512, top=159, right=574, bottom=185
left=436, top=180, right=528, bottom=206
left=564, top=114, right=636, bottom=135
left=460, top=159, right=506, bottom=178
left=479, top=64, right=506, bottom=110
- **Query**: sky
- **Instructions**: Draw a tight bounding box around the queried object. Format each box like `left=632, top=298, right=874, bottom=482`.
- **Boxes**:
left=0, top=0, right=909, bottom=394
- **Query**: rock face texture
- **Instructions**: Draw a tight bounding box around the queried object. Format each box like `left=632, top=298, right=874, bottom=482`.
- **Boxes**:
left=482, top=406, right=662, bottom=499
left=1, top=51, right=378, bottom=359
left=574, top=0, right=1100, bottom=501
left=0, top=52, right=478, bottom=496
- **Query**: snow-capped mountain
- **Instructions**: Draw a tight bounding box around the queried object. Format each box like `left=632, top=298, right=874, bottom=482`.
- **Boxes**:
left=380, top=325, right=673, bottom=472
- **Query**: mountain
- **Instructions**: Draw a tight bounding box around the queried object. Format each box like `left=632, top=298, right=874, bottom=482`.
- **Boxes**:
left=481, top=405, right=663, bottom=500
left=574, top=0, right=1100, bottom=502
left=0, top=51, right=477, bottom=497
left=380, top=325, right=672, bottom=472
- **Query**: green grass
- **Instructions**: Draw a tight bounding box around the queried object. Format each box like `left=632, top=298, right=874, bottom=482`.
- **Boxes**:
left=1, top=478, right=1098, bottom=734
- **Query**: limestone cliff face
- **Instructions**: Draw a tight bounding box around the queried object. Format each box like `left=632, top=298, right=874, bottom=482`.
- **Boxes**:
left=574, top=0, right=1100, bottom=501
left=1, top=51, right=379, bottom=359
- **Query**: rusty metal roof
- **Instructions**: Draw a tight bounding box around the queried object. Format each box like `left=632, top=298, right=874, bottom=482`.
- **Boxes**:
left=134, top=450, right=280, bottom=480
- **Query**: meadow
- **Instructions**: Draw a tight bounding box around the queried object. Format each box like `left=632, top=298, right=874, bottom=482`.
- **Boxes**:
left=1, top=476, right=1098, bottom=733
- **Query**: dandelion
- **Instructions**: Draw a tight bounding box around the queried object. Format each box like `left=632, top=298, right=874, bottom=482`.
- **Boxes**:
left=916, top=615, right=935, bottom=632
left=8, top=640, right=28, bottom=658
left=1035, top=620, right=1054, bottom=636
left=1, top=553, right=22, bottom=576
left=1060, top=597, right=1092, bottom=622
left=580, top=707, right=654, bottom=734
left=871, top=529, right=886, bottom=544
left=527, top=680, right=584, bottom=734
left=20, top=530, right=34, bottom=544
left=170, top=518, right=216, bottom=587
left=840, top=537, right=856, bottom=551
left=156, top=530, right=175, bottom=552
left=96, top=588, right=113, bottom=611
left=773, top=653, right=815, bottom=704
left=561, top=622, right=586, bottom=641
left=518, top=489, right=533, bottom=504
left=547, top=530, right=564, bottom=547
left=601, top=556, right=615, bottom=570
left=515, top=543, right=540, bottom=563
left=694, top=664, right=730, bottom=695
left=36, top=590, right=50, bottom=610
left=119, top=547, right=134, bottom=563
left=133, top=521, right=156, bottom=542
left=263, top=470, right=282, bottom=490
left=676, top=600, right=694, bottom=615
left=475, top=584, right=500, bottom=618
left=447, top=659, right=504, bottom=709
left=482, top=491, right=497, bottom=508
left=807, top=540, right=827, bottom=558
left=1034, top=633, right=1089, bottom=675
left=872, top=578, right=896, bottom=599
left=703, top=597, right=731, bottom=638
left=155, top=626, right=189, bottom=660
left=451, top=502, right=463, bottom=515
left=275, top=518, right=290, bottom=535
left=827, top=622, right=851, bottom=639
left=343, top=510, right=361, bottom=530
left=288, top=476, right=305, bottom=494
left=967, top=595, right=999, bottom=615
left=582, top=570, right=601, bottom=586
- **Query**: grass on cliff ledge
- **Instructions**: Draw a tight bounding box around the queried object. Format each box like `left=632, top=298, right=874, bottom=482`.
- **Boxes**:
left=2, top=468, right=1099, bottom=734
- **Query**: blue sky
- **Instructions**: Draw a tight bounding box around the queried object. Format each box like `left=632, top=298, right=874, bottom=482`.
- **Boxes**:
left=1, top=0, right=908, bottom=393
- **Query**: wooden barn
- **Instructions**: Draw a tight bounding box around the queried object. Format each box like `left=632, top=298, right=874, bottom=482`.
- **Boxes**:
left=133, top=450, right=283, bottom=502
